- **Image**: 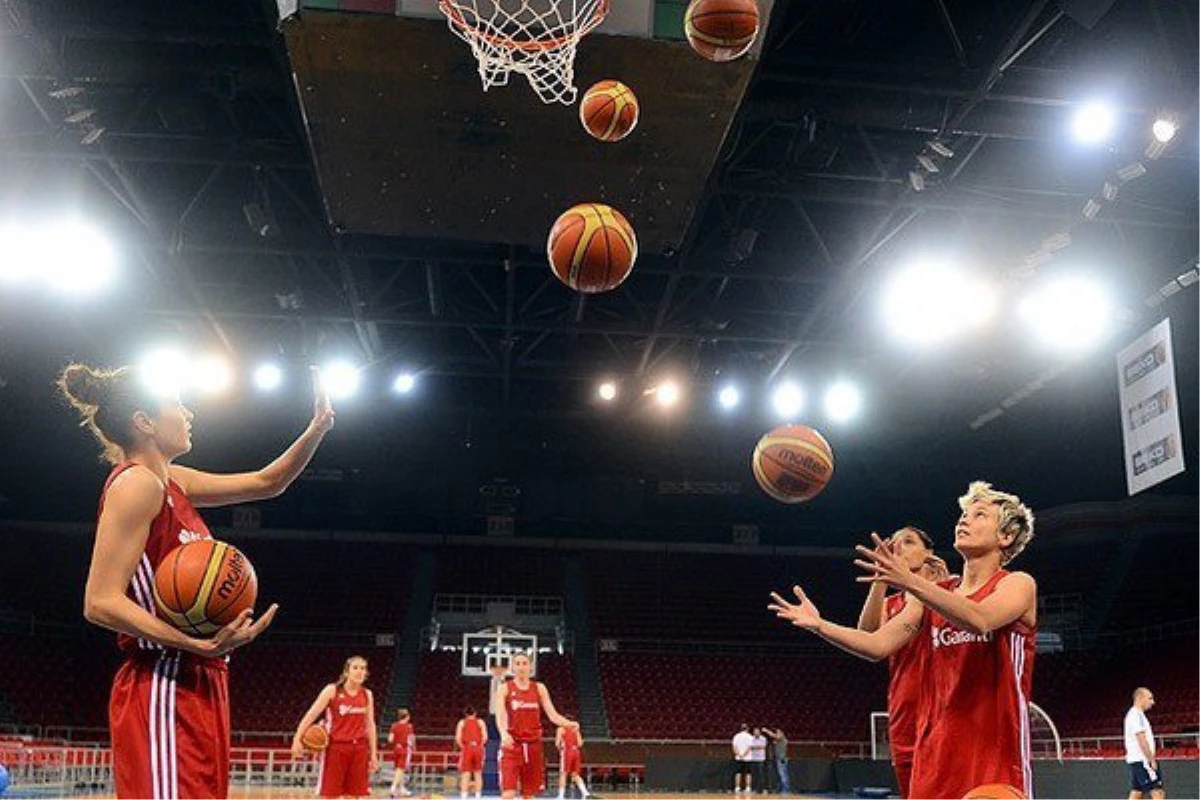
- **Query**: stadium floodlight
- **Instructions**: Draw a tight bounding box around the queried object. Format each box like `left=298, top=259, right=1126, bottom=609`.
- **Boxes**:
left=1151, top=116, right=1178, bottom=144
left=392, top=372, right=417, bottom=394
left=1071, top=102, right=1116, bottom=144
left=597, top=381, right=617, bottom=401
left=1019, top=275, right=1114, bottom=352
left=771, top=381, right=804, bottom=420
left=654, top=381, right=681, bottom=407
left=823, top=382, right=863, bottom=424
left=717, top=384, right=740, bottom=410
left=138, top=347, right=189, bottom=398
left=192, top=355, right=234, bottom=395
left=253, top=363, right=283, bottom=391
left=318, top=361, right=361, bottom=400
left=881, top=261, right=996, bottom=347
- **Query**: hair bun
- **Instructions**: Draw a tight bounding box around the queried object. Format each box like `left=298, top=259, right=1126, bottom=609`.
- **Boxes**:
left=59, top=363, right=107, bottom=409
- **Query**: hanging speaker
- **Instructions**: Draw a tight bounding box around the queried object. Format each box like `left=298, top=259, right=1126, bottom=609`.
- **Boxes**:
left=1057, top=0, right=1117, bottom=29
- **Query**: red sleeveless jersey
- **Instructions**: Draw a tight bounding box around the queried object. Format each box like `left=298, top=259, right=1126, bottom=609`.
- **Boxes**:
left=560, top=726, right=580, bottom=751
left=97, top=463, right=214, bottom=656
left=460, top=718, right=484, bottom=747
left=885, top=591, right=928, bottom=752
left=391, top=721, right=414, bottom=750
left=504, top=679, right=543, bottom=742
left=325, top=686, right=370, bottom=743
left=910, top=571, right=1036, bottom=800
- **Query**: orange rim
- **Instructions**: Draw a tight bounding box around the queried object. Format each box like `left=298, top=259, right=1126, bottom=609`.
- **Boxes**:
left=438, top=0, right=609, bottom=54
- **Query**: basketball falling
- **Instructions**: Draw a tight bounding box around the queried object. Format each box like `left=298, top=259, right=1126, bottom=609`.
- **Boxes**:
left=684, top=0, right=759, bottom=62
left=579, top=80, right=640, bottom=142
left=154, top=540, right=258, bottom=636
left=962, top=785, right=1026, bottom=800
left=751, top=423, right=834, bottom=503
left=547, top=203, right=638, bottom=293
left=301, top=724, right=330, bottom=752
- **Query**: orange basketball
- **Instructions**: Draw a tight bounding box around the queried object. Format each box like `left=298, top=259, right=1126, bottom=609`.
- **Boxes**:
left=579, top=80, right=640, bottom=142
left=963, top=785, right=1026, bottom=800
left=547, top=203, right=638, bottom=293
left=153, top=540, right=258, bottom=637
left=684, top=0, right=759, bottom=62
left=301, top=724, right=330, bottom=752
left=751, top=423, right=834, bottom=503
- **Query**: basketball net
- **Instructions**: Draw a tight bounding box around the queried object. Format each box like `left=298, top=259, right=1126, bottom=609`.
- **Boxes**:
left=438, top=0, right=609, bottom=104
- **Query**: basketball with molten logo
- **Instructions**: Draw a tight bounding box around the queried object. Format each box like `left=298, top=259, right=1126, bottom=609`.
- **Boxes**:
left=154, top=540, right=258, bottom=636
left=751, top=423, right=834, bottom=503
left=579, top=80, right=640, bottom=142
left=547, top=203, right=638, bottom=293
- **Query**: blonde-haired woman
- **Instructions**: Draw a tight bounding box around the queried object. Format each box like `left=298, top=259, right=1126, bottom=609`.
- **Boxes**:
left=292, top=655, right=380, bottom=799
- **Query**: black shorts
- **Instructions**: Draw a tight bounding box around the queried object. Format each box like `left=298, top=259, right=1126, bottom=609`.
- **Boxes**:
left=1128, top=761, right=1165, bottom=792
left=734, top=761, right=752, bottom=777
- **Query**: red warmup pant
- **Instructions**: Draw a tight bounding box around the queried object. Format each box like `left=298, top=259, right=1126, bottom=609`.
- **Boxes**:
left=319, top=740, right=370, bottom=798
left=500, top=740, right=544, bottom=798
left=110, top=650, right=230, bottom=799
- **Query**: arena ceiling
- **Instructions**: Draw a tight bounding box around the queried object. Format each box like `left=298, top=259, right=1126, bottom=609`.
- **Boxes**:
left=0, top=0, right=1196, bottom=538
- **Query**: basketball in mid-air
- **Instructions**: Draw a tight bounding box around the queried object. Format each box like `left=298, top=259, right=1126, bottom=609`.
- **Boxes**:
left=154, top=540, right=258, bottom=636
left=684, top=0, right=759, bottom=62
left=962, top=785, right=1026, bottom=800
left=301, top=724, right=330, bottom=752
left=579, top=80, right=640, bottom=142
left=751, top=423, right=834, bottom=503
left=547, top=203, right=638, bottom=293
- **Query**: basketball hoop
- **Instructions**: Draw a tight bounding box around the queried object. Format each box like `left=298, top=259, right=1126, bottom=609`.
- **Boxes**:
left=438, top=0, right=609, bottom=104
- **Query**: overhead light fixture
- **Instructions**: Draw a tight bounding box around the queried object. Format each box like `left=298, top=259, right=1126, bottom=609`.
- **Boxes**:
left=1151, top=116, right=1178, bottom=144
left=1042, top=231, right=1072, bottom=251
left=392, top=372, right=416, bottom=394
left=1019, top=275, right=1114, bottom=353
left=253, top=363, right=284, bottom=391
left=916, top=154, right=940, bottom=173
left=717, top=384, right=740, bottom=410
left=927, top=140, right=954, bottom=158
left=48, top=86, right=84, bottom=99
left=1101, top=182, right=1119, bottom=202
left=1081, top=198, right=1102, bottom=221
left=1071, top=102, right=1116, bottom=144
left=79, top=127, right=105, bottom=146
left=908, top=171, right=925, bottom=192
left=597, top=381, right=617, bottom=401
left=63, top=109, right=96, bottom=124
left=771, top=382, right=804, bottom=420
left=1116, top=162, right=1147, bottom=182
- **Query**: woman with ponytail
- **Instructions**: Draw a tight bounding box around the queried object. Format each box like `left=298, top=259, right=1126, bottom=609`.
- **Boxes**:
left=59, top=363, right=335, bottom=799
left=291, top=655, right=379, bottom=799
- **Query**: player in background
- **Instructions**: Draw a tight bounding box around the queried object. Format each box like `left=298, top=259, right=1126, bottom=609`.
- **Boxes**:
left=389, top=708, right=416, bottom=798
left=856, top=526, right=948, bottom=798
left=493, top=653, right=579, bottom=799
left=556, top=722, right=593, bottom=799
left=291, top=656, right=379, bottom=799
left=770, top=481, right=1036, bottom=799
left=456, top=706, right=487, bottom=799
left=61, top=362, right=332, bottom=798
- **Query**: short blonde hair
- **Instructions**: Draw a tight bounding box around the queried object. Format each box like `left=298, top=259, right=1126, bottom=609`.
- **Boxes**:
left=958, top=481, right=1034, bottom=565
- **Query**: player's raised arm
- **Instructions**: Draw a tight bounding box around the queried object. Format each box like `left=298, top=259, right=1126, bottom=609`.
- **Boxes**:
left=170, top=367, right=334, bottom=507
left=769, top=585, right=923, bottom=662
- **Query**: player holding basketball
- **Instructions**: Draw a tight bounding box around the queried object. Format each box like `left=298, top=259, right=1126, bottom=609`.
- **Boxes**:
left=493, top=652, right=579, bottom=800
left=855, top=526, right=947, bottom=798
left=556, top=722, right=592, bottom=799
left=389, top=708, right=416, bottom=798
left=60, top=363, right=332, bottom=799
left=456, top=706, right=487, bottom=799
left=770, top=481, right=1036, bottom=799
left=291, top=655, right=379, bottom=799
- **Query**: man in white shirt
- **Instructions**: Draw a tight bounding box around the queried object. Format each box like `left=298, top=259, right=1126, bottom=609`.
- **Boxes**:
left=749, top=728, right=768, bottom=794
left=1124, top=687, right=1166, bottom=799
left=731, top=723, right=754, bottom=795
